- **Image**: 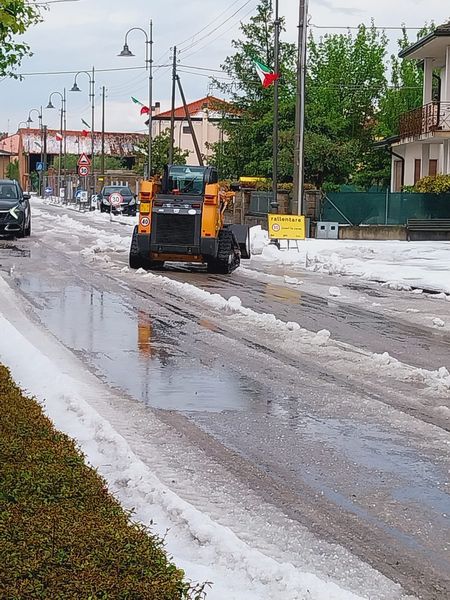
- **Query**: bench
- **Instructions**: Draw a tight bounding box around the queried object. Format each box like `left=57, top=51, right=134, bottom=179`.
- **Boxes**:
left=406, top=219, right=450, bottom=241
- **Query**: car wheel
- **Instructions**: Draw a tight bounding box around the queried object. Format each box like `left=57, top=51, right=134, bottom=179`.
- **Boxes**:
left=25, top=219, right=31, bottom=237
left=16, top=224, right=26, bottom=239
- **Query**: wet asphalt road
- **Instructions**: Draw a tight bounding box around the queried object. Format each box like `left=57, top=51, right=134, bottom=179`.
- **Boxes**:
left=1, top=204, right=450, bottom=599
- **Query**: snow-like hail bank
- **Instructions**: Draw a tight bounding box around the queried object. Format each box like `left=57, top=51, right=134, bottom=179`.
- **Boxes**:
left=0, top=276, right=408, bottom=600
left=249, top=227, right=450, bottom=297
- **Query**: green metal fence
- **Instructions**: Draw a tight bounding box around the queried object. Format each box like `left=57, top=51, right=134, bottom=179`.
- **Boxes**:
left=322, top=192, right=450, bottom=226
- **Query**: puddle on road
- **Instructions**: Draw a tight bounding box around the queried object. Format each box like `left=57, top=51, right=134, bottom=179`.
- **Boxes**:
left=16, top=275, right=258, bottom=413
left=279, top=411, right=450, bottom=523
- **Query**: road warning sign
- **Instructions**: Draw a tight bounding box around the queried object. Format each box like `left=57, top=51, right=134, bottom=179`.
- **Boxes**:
left=267, top=214, right=306, bottom=240
left=77, top=152, right=91, bottom=166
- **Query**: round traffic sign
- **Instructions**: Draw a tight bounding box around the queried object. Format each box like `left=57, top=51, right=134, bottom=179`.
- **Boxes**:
left=271, top=223, right=281, bottom=232
left=78, top=165, right=90, bottom=176
left=140, top=216, right=150, bottom=227
left=109, top=192, right=123, bottom=207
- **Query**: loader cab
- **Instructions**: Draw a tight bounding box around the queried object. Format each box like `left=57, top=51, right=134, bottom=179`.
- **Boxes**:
left=161, top=164, right=218, bottom=197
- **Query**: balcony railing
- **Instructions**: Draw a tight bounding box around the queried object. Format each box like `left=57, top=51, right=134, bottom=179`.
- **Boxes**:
left=399, top=101, right=450, bottom=139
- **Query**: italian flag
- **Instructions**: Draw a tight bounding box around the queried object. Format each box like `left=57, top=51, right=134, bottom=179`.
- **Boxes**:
left=55, top=132, right=63, bottom=141
left=131, top=96, right=150, bottom=115
left=253, top=59, right=279, bottom=88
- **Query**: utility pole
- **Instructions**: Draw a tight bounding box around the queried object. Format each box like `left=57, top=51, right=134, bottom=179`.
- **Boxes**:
left=101, top=86, right=105, bottom=182
left=63, top=88, right=67, bottom=200
left=148, top=20, right=153, bottom=178
left=42, top=125, right=47, bottom=196
left=176, top=75, right=203, bottom=166
left=169, top=46, right=177, bottom=165
left=90, top=67, right=95, bottom=194
left=293, top=0, right=308, bottom=215
left=272, top=0, right=280, bottom=213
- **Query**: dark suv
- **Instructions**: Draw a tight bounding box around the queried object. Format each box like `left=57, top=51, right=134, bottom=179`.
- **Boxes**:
left=97, top=185, right=137, bottom=216
left=0, top=179, right=31, bottom=237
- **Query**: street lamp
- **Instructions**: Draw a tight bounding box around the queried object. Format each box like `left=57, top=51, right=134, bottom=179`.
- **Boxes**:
left=118, top=21, right=153, bottom=178
left=17, top=121, right=28, bottom=189
left=46, top=89, right=66, bottom=198
left=27, top=108, right=43, bottom=190
left=70, top=67, right=95, bottom=193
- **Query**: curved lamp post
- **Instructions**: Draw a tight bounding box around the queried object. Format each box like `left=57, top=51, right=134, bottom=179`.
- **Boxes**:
left=26, top=108, right=43, bottom=188
left=118, top=22, right=153, bottom=178
left=46, top=89, right=66, bottom=197
left=70, top=67, right=95, bottom=193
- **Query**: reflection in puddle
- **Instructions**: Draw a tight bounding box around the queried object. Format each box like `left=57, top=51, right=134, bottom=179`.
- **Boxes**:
left=17, top=275, right=259, bottom=413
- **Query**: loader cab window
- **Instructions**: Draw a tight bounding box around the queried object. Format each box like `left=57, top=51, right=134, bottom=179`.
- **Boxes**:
left=167, top=165, right=206, bottom=196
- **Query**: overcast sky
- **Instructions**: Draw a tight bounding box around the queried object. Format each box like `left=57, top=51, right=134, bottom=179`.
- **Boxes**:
left=0, top=0, right=449, bottom=135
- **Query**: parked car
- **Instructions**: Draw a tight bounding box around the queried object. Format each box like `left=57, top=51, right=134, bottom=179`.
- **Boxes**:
left=97, top=186, right=137, bottom=216
left=0, top=179, right=31, bottom=237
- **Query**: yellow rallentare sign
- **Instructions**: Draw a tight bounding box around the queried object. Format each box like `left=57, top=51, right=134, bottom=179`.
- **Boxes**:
left=267, top=214, right=306, bottom=240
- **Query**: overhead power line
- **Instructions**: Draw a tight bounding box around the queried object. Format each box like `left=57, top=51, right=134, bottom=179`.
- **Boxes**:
left=16, top=65, right=169, bottom=77
left=310, top=24, right=425, bottom=30
left=179, top=0, right=255, bottom=54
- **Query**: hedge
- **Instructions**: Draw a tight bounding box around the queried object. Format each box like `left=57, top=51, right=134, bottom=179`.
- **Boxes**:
left=0, top=365, right=206, bottom=600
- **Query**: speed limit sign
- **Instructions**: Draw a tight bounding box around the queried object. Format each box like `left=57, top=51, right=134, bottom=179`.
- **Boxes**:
left=109, top=192, right=123, bottom=207
left=78, top=165, right=90, bottom=176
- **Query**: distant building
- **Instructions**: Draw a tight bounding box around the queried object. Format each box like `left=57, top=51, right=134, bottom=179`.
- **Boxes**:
left=153, top=95, right=233, bottom=166
left=0, top=128, right=147, bottom=189
left=0, top=149, right=13, bottom=179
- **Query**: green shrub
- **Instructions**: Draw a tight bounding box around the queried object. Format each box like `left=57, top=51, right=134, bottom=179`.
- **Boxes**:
left=413, top=174, right=450, bottom=193
left=0, top=365, right=206, bottom=600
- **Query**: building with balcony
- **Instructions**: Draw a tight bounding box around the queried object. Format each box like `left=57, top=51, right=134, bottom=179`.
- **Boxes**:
left=389, top=22, right=450, bottom=191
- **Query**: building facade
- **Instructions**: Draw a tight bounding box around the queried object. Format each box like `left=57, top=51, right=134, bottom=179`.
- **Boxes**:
left=390, top=22, right=450, bottom=191
left=153, top=96, right=231, bottom=166
left=0, top=129, right=147, bottom=190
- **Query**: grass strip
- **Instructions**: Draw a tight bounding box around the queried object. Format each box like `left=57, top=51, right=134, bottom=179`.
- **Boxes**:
left=0, top=364, right=206, bottom=599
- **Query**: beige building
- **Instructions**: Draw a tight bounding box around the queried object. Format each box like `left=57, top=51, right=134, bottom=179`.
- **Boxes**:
left=390, top=21, right=450, bottom=191
left=153, top=95, right=232, bottom=165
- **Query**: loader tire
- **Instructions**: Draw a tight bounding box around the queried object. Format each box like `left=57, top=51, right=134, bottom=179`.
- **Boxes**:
left=129, top=226, right=164, bottom=270
left=129, top=225, right=145, bottom=269
left=207, top=229, right=240, bottom=274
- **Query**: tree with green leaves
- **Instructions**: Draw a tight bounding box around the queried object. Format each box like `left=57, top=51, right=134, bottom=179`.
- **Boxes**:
left=133, top=130, right=189, bottom=176
left=305, top=24, right=388, bottom=188
left=210, top=0, right=296, bottom=181
left=0, top=0, right=43, bottom=77
left=211, top=4, right=389, bottom=188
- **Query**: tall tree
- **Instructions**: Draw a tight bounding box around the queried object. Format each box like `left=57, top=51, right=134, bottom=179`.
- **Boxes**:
left=210, top=0, right=296, bottom=181
left=0, top=0, right=43, bottom=77
left=305, top=24, right=388, bottom=187
left=133, top=130, right=189, bottom=176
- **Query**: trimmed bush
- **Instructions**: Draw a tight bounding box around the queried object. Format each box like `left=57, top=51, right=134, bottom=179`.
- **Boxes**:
left=0, top=365, right=206, bottom=599
left=413, top=174, right=450, bottom=193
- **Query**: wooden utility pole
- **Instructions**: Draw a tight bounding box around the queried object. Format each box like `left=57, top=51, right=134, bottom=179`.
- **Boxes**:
left=176, top=75, right=204, bottom=166
left=168, top=46, right=177, bottom=164
left=293, top=0, right=308, bottom=215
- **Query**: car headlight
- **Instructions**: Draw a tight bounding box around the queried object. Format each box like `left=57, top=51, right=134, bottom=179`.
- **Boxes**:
left=9, top=205, right=21, bottom=219
left=102, top=198, right=109, bottom=204
left=129, top=198, right=136, bottom=205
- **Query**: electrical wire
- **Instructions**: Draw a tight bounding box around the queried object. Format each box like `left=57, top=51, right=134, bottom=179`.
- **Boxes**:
left=175, top=0, right=244, bottom=48
left=178, top=0, right=255, bottom=54
left=310, top=24, right=425, bottom=30
left=180, top=3, right=258, bottom=61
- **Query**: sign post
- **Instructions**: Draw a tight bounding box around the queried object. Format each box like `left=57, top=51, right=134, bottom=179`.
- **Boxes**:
left=108, top=191, right=123, bottom=222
